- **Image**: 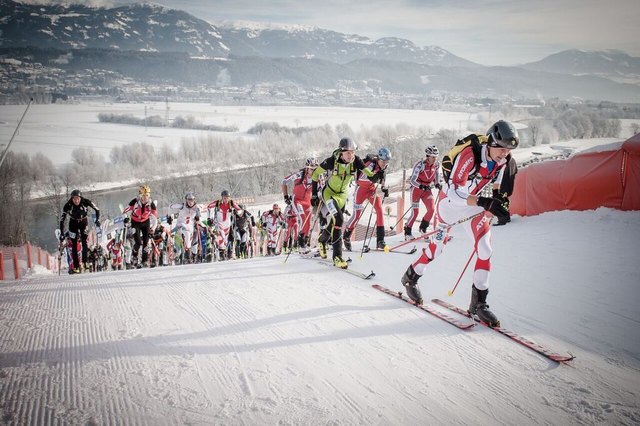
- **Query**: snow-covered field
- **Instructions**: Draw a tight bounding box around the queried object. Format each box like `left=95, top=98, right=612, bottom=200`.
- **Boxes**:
left=1, top=208, right=639, bottom=424
left=0, top=102, right=480, bottom=165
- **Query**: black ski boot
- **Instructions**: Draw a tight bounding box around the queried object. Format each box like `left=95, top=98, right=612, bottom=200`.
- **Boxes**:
left=297, top=233, right=307, bottom=253
left=468, top=284, right=500, bottom=327
left=376, top=226, right=386, bottom=250
left=419, top=219, right=429, bottom=234
left=343, top=229, right=353, bottom=251
left=404, top=226, right=413, bottom=240
left=401, top=265, right=423, bottom=305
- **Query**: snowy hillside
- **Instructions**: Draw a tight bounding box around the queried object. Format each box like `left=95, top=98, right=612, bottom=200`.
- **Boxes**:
left=1, top=208, right=639, bottom=424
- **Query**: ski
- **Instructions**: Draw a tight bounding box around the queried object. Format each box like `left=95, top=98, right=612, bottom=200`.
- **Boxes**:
left=372, top=284, right=475, bottom=329
left=298, top=250, right=339, bottom=261
left=431, top=298, right=575, bottom=363
left=317, top=260, right=374, bottom=279
left=54, top=229, right=63, bottom=276
left=363, top=245, right=417, bottom=255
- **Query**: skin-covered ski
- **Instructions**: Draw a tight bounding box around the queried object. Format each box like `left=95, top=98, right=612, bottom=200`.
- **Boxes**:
left=372, top=284, right=475, bottom=329
left=431, top=298, right=575, bottom=363
left=317, top=260, right=375, bottom=279
left=362, top=245, right=417, bottom=255
left=298, top=252, right=373, bottom=279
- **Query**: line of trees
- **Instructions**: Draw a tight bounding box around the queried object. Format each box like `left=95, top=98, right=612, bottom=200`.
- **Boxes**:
left=1, top=103, right=631, bottom=248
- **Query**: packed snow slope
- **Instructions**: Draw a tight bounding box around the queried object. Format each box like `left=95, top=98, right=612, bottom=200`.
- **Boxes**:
left=1, top=208, right=639, bottom=425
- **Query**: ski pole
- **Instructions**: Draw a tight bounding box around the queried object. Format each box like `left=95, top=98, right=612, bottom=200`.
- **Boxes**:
left=389, top=204, right=413, bottom=231
left=359, top=196, right=377, bottom=259
left=359, top=191, right=388, bottom=257
left=387, top=211, right=484, bottom=252
left=0, top=98, right=32, bottom=170
left=447, top=248, right=476, bottom=296
left=283, top=203, right=313, bottom=264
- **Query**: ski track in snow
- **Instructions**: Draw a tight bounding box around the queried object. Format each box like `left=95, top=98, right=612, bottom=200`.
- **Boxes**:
left=1, top=209, right=640, bottom=424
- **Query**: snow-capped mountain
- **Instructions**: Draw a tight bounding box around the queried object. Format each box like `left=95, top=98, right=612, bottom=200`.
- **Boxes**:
left=0, top=0, right=230, bottom=57
left=1, top=1, right=639, bottom=102
left=0, top=0, right=475, bottom=66
left=521, top=49, right=640, bottom=84
left=218, top=23, right=477, bottom=67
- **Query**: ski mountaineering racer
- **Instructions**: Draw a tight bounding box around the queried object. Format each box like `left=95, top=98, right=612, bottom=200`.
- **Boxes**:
left=311, top=137, right=376, bottom=269
left=404, top=145, right=443, bottom=238
left=400, top=120, right=519, bottom=327
left=58, top=189, right=101, bottom=274
left=343, top=147, right=392, bottom=251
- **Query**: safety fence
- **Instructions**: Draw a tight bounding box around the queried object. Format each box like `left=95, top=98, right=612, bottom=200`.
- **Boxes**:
left=0, top=243, right=57, bottom=281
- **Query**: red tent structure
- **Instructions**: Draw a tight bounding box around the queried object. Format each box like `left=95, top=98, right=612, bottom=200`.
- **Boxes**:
left=510, top=134, right=640, bottom=216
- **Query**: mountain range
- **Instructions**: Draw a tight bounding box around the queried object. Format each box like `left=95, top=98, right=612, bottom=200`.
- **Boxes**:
left=1, top=0, right=639, bottom=103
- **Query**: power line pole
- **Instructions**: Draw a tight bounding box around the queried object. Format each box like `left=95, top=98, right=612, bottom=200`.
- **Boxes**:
left=0, top=98, right=33, bottom=169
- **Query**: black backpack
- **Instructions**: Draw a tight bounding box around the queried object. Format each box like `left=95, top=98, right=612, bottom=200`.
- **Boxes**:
left=441, top=134, right=487, bottom=181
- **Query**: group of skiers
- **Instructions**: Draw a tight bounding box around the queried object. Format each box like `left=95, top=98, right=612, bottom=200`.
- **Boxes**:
left=57, top=119, right=519, bottom=327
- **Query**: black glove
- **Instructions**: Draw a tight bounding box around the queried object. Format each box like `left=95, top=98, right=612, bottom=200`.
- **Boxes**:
left=123, top=217, right=130, bottom=224
left=434, top=183, right=442, bottom=190
left=311, top=195, right=319, bottom=207
left=476, top=197, right=510, bottom=219
left=94, top=219, right=101, bottom=228
left=166, top=215, right=173, bottom=225
left=381, top=187, right=389, bottom=197
left=59, top=232, right=65, bottom=242
left=284, top=194, right=292, bottom=205
left=419, top=184, right=430, bottom=191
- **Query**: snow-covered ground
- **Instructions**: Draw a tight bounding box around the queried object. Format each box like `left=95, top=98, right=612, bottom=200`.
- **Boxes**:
left=1, top=208, right=639, bottom=424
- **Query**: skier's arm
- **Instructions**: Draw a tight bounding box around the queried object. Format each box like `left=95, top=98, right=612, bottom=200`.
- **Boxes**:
left=84, top=199, right=100, bottom=221
left=354, top=156, right=375, bottom=178
left=122, top=198, right=136, bottom=215
left=59, top=202, right=70, bottom=232
left=408, top=161, right=423, bottom=188
left=445, top=148, right=477, bottom=207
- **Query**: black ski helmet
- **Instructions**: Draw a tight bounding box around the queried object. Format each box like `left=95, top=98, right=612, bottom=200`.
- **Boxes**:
left=221, top=190, right=230, bottom=197
left=487, top=120, right=519, bottom=149
left=70, top=189, right=82, bottom=198
left=339, top=137, right=357, bottom=151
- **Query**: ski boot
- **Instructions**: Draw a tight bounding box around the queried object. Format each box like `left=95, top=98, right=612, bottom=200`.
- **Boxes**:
left=419, top=219, right=429, bottom=234
left=332, top=231, right=348, bottom=269
left=404, top=226, right=413, bottom=241
left=318, top=242, right=327, bottom=259
left=401, top=265, right=423, bottom=305
left=343, top=229, right=353, bottom=251
left=468, top=284, right=500, bottom=327
left=376, top=226, right=387, bottom=250
left=333, top=255, right=349, bottom=269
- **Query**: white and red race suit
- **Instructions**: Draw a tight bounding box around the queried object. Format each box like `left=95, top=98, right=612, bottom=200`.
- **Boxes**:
left=260, top=209, right=285, bottom=250
left=344, top=157, right=387, bottom=230
left=411, top=143, right=507, bottom=291
left=206, top=198, right=241, bottom=252
left=170, top=202, right=201, bottom=253
left=405, top=158, right=442, bottom=229
left=282, top=169, right=314, bottom=237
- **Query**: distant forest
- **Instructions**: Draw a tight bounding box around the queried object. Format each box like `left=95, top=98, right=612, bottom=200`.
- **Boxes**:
left=0, top=102, right=635, bottom=246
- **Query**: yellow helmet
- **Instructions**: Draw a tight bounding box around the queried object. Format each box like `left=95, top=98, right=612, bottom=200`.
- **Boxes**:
left=139, top=185, right=151, bottom=196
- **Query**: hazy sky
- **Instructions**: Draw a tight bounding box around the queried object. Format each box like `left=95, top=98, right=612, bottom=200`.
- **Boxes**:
left=22, top=0, right=640, bottom=66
